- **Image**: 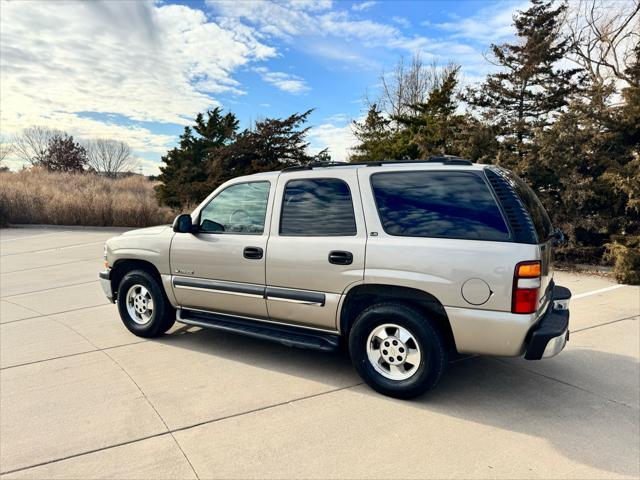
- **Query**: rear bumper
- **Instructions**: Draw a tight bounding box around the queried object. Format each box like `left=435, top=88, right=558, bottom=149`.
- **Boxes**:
left=524, top=285, right=571, bottom=360
left=99, top=270, right=114, bottom=303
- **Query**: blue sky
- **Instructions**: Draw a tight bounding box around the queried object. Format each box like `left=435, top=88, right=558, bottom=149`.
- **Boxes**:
left=0, top=0, right=527, bottom=173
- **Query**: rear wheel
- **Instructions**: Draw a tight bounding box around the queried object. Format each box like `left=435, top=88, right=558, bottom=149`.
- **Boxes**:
left=349, top=303, right=447, bottom=399
left=117, top=270, right=175, bottom=337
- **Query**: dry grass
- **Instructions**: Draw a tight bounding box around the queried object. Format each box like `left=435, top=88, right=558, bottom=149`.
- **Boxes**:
left=0, top=168, right=177, bottom=227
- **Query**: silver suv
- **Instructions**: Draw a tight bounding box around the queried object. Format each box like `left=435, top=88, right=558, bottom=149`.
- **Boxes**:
left=99, top=158, right=571, bottom=398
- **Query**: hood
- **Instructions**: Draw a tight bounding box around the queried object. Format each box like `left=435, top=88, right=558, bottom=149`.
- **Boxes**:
left=119, top=225, right=171, bottom=237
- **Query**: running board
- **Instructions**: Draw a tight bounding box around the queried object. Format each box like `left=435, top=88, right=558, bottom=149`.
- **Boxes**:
left=177, top=309, right=340, bottom=352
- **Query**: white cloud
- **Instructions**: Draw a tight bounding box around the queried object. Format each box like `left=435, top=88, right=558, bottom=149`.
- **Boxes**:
left=352, top=1, right=377, bottom=12
left=392, top=16, right=411, bottom=29
left=0, top=0, right=275, bottom=165
left=209, top=0, right=399, bottom=47
left=207, top=0, right=509, bottom=81
left=433, top=2, right=527, bottom=44
left=134, top=157, right=164, bottom=176
left=308, top=117, right=358, bottom=162
left=254, top=67, right=310, bottom=94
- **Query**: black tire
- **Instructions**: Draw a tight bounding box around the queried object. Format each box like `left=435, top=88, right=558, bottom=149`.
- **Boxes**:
left=116, top=270, right=175, bottom=338
left=348, top=302, right=447, bottom=399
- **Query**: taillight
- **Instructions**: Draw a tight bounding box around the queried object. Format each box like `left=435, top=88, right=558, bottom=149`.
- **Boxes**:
left=512, top=261, right=541, bottom=314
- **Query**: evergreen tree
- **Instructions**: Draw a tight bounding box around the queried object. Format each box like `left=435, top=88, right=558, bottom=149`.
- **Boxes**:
left=466, top=0, right=581, bottom=164
left=207, top=110, right=323, bottom=189
left=156, top=108, right=238, bottom=208
left=604, top=40, right=640, bottom=233
left=38, top=134, right=87, bottom=172
left=394, top=65, right=465, bottom=157
left=532, top=41, right=639, bottom=261
left=350, top=104, right=394, bottom=162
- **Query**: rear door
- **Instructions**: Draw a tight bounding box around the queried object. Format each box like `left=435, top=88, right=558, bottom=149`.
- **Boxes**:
left=265, top=169, right=366, bottom=330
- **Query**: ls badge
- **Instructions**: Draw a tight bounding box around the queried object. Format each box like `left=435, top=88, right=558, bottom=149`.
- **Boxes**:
left=175, top=268, right=195, bottom=275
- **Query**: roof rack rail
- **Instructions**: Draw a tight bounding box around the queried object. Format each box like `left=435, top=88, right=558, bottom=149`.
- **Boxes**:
left=281, top=161, right=349, bottom=172
left=281, top=157, right=472, bottom=172
left=424, top=155, right=473, bottom=165
left=363, top=157, right=473, bottom=167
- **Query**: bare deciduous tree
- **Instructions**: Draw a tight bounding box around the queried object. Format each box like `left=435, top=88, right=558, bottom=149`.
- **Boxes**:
left=86, top=139, right=137, bottom=178
left=377, top=54, right=459, bottom=127
left=566, top=0, right=640, bottom=86
left=0, top=139, right=13, bottom=164
left=12, top=126, right=63, bottom=165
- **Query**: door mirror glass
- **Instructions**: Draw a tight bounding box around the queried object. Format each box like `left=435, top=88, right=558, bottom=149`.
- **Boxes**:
left=173, top=214, right=194, bottom=233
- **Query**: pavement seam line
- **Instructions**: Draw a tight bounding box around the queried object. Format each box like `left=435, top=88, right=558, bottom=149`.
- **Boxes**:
left=0, top=231, right=69, bottom=243
left=0, top=302, right=110, bottom=324
left=0, top=298, right=44, bottom=317
left=1, top=280, right=99, bottom=299
left=492, top=358, right=637, bottom=409
left=571, top=315, right=640, bottom=333
left=0, top=432, right=172, bottom=476
left=169, top=382, right=364, bottom=435
left=98, top=348, right=201, bottom=480
left=0, top=240, right=107, bottom=257
left=0, top=381, right=363, bottom=476
left=1, top=258, right=100, bottom=275
left=0, top=340, right=147, bottom=371
left=32, top=317, right=200, bottom=478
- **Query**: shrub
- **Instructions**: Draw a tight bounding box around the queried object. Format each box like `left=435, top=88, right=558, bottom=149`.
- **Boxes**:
left=0, top=168, right=177, bottom=228
left=604, top=238, right=640, bottom=285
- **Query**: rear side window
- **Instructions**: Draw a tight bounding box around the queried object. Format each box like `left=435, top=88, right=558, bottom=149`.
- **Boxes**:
left=280, top=178, right=357, bottom=236
left=371, top=171, right=510, bottom=241
left=502, top=170, right=553, bottom=241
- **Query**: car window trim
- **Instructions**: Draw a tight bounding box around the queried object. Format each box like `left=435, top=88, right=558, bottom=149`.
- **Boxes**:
left=369, top=170, right=513, bottom=243
left=197, top=180, right=272, bottom=236
left=278, top=176, right=358, bottom=237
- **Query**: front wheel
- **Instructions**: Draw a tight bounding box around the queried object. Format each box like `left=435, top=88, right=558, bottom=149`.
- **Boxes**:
left=116, top=270, right=175, bottom=338
left=348, top=303, right=447, bottom=399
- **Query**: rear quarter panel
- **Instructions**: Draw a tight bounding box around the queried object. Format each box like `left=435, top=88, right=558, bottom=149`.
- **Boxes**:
left=357, top=166, right=543, bottom=356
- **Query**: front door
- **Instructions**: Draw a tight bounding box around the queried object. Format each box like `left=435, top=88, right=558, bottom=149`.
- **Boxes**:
left=170, top=180, right=273, bottom=319
left=265, top=170, right=367, bottom=330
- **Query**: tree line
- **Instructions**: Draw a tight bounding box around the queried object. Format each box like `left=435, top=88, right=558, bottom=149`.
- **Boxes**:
left=2, top=126, right=139, bottom=178
left=155, top=109, right=328, bottom=208
left=350, top=0, right=638, bottom=273
left=2, top=0, right=635, bottom=277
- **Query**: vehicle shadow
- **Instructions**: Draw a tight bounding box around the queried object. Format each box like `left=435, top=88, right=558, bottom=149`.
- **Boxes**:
left=157, top=326, right=639, bottom=477
left=158, top=324, right=358, bottom=388
left=412, top=350, right=640, bottom=477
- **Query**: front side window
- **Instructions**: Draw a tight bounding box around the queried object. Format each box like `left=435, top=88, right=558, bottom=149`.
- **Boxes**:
left=199, top=181, right=270, bottom=234
left=371, top=171, right=511, bottom=241
left=280, top=178, right=357, bottom=236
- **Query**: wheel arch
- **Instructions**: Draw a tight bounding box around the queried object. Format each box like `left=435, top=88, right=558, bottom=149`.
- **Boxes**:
left=339, top=283, right=457, bottom=354
left=110, top=259, right=163, bottom=301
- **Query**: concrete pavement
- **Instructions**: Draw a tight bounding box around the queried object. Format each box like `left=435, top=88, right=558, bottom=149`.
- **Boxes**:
left=0, top=227, right=638, bottom=479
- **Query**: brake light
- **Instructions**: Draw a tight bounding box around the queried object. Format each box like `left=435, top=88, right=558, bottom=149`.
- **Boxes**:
left=512, top=261, right=541, bottom=314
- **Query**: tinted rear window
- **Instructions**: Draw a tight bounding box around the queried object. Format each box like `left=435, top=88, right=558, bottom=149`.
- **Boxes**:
left=371, top=171, right=510, bottom=241
left=502, top=171, right=553, bottom=241
left=280, top=178, right=357, bottom=236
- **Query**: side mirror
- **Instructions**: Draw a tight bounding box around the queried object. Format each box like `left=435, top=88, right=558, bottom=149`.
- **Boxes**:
left=173, top=214, right=195, bottom=233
